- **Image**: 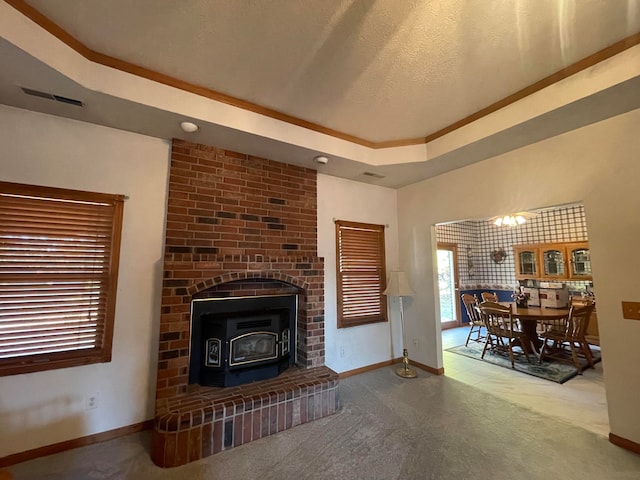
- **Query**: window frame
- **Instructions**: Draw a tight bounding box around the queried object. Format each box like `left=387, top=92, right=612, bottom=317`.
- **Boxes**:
left=0, top=181, right=124, bottom=376
left=335, top=219, right=387, bottom=328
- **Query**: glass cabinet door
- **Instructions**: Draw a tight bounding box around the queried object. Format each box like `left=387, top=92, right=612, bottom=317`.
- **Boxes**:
left=514, top=246, right=539, bottom=279
left=567, top=243, right=592, bottom=279
left=541, top=247, right=566, bottom=278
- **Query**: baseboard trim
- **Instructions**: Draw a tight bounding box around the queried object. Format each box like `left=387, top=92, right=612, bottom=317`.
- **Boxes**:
left=339, top=359, right=396, bottom=379
left=0, top=419, right=153, bottom=467
left=338, top=357, right=444, bottom=379
left=411, top=360, right=445, bottom=376
left=609, top=432, right=640, bottom=455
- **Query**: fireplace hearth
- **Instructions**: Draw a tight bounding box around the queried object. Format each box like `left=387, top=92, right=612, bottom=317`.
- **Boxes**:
left=189, top=295, right=297, bottom=387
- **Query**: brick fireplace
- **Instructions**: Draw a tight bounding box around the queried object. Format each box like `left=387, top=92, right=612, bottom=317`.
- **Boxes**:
left=151, top=140, right=339, bottom=467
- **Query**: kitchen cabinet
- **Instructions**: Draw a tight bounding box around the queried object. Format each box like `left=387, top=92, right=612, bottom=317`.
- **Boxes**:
left=540, top=244, right=567, bottom=280
left=514, top=245, right=540, bottom=280
left=566, top=242, right=592, bottom=280
left=585, top=309, right=599, bottom=345
left=513, top=241, right=590, bottom=280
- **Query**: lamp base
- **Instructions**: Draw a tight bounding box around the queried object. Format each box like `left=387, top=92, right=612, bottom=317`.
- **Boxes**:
left=396, top=348, right=418, bottom=378
left=396, top=365, right=418, bottom=378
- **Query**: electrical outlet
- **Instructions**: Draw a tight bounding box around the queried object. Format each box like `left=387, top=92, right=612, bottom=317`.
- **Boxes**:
left=86, top=392, right=99, bottom=410
left=412, top=338, right=419, bottom=349
left=339, top=346, right=346, bottom=358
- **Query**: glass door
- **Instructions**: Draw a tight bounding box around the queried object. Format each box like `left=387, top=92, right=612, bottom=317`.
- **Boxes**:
left=567, top=242, right=592, bottom=279
left=514, top=245, right=540, bottom=279
left=541, top=245, right=566, bottom=279
left=437, top=243, right=461, bottom=330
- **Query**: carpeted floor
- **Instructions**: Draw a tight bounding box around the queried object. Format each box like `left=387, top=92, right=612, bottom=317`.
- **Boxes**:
left=445, top=342, right=599, bottom=383
left=6, top=365, right=640, bottom=480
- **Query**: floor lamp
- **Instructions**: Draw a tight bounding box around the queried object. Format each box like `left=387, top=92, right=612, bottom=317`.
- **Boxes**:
left=383, top=271, right=417, bottom=378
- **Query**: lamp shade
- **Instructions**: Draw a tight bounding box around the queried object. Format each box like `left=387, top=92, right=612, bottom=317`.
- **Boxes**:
left=383, top=271, right=415, bottom=297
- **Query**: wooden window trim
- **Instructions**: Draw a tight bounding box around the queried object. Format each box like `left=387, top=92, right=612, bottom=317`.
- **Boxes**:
left=0, top=181, right=124, bottom=376
left=335, top=220, right=387, bottom=328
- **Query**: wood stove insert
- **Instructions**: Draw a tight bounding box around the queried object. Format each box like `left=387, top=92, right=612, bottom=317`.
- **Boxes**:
left=189, top=295, right=297, bottom=387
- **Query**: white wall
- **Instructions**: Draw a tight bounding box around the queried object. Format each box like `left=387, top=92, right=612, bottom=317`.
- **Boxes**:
left=0, top=106, right=170, bottom=457
left=6, top=100, right=639, bottom=454
left=0, top=108, right=400, bottom=457
left=317, top=174, right=401, bottom=373
left=397, top=107, right=640, bottom=444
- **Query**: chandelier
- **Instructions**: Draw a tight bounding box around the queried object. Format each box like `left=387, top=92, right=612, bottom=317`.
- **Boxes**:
left=493, top=214, right=527, bottom=226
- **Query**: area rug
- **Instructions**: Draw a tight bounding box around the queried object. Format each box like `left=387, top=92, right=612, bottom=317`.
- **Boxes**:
left=445, top=342, right=600, bottom=384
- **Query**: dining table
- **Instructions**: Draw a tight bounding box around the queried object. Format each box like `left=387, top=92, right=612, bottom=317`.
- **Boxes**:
left=505, top=303, right=571, bottom=354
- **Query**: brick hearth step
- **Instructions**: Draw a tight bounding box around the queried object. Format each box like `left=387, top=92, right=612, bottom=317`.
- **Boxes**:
left=151, top=366, right=339, bottom=468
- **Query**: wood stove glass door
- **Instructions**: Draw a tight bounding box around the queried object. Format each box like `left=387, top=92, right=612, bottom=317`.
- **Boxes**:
left=229, top=331, right=278, bottom=366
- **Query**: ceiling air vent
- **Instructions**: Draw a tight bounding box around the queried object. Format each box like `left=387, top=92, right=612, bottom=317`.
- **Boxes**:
left=53, top=95, right=83, bottom=106
left=362, top=172, right=386, bottom=179
left=21, top=87, right=84, bottom=107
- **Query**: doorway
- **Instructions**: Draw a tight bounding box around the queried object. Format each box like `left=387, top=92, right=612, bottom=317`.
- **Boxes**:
left=434, top=204, right=608, bottom=436
left=437, top=242, right=461, bottom=330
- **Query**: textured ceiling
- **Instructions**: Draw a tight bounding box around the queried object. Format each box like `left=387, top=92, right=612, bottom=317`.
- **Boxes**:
left=21, top=0, right=640, bottom=144
left=1, top=0, right=640, bottom=188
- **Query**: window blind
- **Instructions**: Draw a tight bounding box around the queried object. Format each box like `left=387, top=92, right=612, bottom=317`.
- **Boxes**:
left=0, top=181, right=124, bottom=376
left=335, top=220, right=387, bottom=328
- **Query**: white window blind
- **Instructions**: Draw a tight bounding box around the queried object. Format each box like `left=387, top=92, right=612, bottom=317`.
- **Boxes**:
left=0, top=181, right=124, bottom=376
left=335, top=220, right=387, bottom=328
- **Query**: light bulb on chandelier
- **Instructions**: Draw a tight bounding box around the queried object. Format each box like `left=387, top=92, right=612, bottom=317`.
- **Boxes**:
left=493, top=214, right=527, bottom=227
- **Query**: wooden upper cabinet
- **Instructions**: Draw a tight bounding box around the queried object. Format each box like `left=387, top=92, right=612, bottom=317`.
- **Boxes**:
left=513, top=241, right=589, bottom=280
left=566, top=241, right=592, bottom=280
left=540, top=243, right=567, bottom=279
left=514, top=245, right=540, bottom=280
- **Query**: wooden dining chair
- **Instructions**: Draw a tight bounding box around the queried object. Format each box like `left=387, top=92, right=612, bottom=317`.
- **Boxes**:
left=481, top=291, right=498, bottom=302
left=538, top=304, right=595, bottom=373
left=479, top=301, right=531, bottom=368
left=569, top=295, right=600, bottom=343
left=569, top=295, right=595, bottom=307
left=461, top=293, right=485, bottom=346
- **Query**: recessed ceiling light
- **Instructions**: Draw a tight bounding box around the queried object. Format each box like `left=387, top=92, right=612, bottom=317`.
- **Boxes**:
left=313, top=155, right=329, bottom=165
left=180, top=121, right=199, bottom=133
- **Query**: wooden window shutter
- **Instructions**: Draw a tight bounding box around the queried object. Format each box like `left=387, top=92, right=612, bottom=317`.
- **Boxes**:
left=335, top=220, right=387, bottom=328
left=0, top=181, right=124, bottom=376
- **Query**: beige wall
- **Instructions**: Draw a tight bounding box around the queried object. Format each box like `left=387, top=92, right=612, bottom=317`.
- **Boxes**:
left=2, top=101, right=639, bottom=455
left=318, top=174, right=401, bottom=373
left=0, top=106, right=170, bottom=457
left=397, top=107, right=640, bottom=443
left=0, top=106, right=402, bottom=457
